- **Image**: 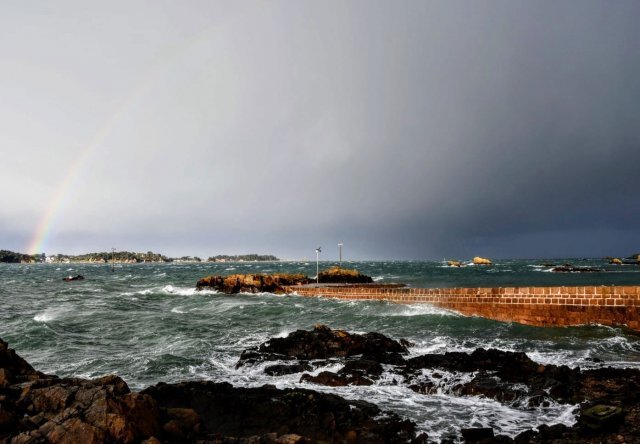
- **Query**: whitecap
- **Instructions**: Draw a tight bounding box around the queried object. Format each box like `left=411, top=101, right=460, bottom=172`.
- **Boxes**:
left=382, top=304, right=459, bottom=317
left=33, top=307, right=67, bottom=322
left=273, top=328, right=295, bottom=338
left=171, top=307, right=186, bottom=314
left=163, top=285, right=217, bottom=296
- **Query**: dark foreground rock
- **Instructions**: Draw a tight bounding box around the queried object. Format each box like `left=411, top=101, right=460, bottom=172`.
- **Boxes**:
left=142, top=381, right=422, bottom=443
left=236, top=324, right=409, bottom=370
left=195, top=273, right=309, bottom=294
left=0, top=338, right=424, bottom=443
left=237, top=326, right=640, bottom=444
left=5, top=327, right=640, bottom=443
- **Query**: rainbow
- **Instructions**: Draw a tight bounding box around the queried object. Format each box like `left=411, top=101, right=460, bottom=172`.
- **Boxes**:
left=26, top=101, right=136, bottom=255
left=26, top=26, right=219, bottom=255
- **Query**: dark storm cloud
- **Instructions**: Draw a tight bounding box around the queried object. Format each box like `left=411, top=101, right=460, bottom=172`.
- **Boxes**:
left=322, top=1, right=640, bottom=259
left=1, top=1, right=639, bottom=259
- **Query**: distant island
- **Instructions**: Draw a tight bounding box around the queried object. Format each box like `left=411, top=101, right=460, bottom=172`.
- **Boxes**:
left=0, top=249, right=279, bottom=264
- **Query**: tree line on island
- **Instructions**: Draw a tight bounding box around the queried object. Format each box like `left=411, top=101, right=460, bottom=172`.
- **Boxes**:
left=0, top=249, right=279, bottom=264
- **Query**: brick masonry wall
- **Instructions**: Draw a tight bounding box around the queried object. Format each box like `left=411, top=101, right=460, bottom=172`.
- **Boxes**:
left=283, top=285, right=640, bottom=331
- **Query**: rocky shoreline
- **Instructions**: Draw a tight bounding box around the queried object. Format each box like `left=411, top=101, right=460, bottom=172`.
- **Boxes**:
left=195, top=268, right=374, bottom=294
left=2, top=326, right=640, bottom=443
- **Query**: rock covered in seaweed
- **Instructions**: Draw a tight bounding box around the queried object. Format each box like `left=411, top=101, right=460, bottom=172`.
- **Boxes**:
left=195, top=273, right=309, bottom=294
left=195, top=268, right=375, bottom=294
left=317, top=266, right=374, bottom=284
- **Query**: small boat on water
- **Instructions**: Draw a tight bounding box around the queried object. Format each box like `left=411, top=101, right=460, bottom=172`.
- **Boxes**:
left=63, top=275, right=84, bottom=282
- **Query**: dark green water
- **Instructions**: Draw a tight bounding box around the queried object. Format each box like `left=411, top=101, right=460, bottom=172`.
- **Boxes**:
left=1, top=260, right=639, bottom=441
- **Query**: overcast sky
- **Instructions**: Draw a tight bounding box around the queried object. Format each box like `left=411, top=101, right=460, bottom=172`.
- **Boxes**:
left=1, top=1, right=639, bottom=260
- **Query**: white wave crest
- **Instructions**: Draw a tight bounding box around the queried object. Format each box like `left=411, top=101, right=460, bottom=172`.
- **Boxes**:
left=163, top=285, right=218, bottom=296
left=379, top=303, right=459, bottom=317
left=33, top=307, right=67, bottom=322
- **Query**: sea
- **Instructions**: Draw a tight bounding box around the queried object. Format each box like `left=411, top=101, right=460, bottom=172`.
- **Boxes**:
left=1, top=259, right=640, bottom=441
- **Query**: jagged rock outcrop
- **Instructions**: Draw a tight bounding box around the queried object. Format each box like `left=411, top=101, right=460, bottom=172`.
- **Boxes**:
left=236, top=326, right=640, bottom=443
left=0, top=339, right=160, bottom=443
left=195, top=273, right=309, bottom=294
left=317, top=267, right=374, bottom=284
left=0, top=337, right=425, bottom=443
left=236, top=324, right=409, bottom=369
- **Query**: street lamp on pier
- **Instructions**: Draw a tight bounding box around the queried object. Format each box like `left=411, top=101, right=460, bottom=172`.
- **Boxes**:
left=338, top=243, right=343, bottom=267
left=315, top=247, right=322, bottom=284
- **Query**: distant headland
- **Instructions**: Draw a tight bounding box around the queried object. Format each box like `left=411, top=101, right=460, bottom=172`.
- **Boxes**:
left=0, top=249, right=279, bottom=264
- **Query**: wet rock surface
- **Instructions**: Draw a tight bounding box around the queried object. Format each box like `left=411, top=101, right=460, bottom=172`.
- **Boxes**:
left=317, top=267, right=374, bottom=284
left=551, top=264, right=602, bottom=273
left=238, top=326, right=640, bottom=444
left=0, top=337, right=424, bottom=443
left=237, top=324, right=408, bottom=366
left=195, top=273, right=309, bottom=294
left=4, top=328, right=640, bottom=443
left=142, top=381, right=421, bottom=443
left=195, top=268, right=376, bottom=294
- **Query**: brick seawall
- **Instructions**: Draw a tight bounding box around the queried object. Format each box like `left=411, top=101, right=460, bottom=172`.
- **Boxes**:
left=284, top=285, right=640, bottom=331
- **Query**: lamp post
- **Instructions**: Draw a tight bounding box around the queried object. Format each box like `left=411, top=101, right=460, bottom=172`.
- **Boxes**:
left=315, top=247, right=321, bottom=284
left=338, top=243, right=343, bottom=267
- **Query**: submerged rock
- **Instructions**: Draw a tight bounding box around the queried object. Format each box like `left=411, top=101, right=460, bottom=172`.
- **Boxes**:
left=552, top=265, right=602, bottom=273
left=195, top=273, right=309, bottom=294
left=300, top=359, right=384, bottom=387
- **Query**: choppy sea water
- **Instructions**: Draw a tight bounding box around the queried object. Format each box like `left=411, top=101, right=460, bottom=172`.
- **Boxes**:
left=1, top=259, right=640, bottom=441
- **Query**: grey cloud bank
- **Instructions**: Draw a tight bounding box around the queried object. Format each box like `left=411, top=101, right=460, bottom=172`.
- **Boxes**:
left=1, top=1, right=639, bottom=260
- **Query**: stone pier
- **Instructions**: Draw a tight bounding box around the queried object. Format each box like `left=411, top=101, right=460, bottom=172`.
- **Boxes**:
left=284, top=284, right=640, bottom=331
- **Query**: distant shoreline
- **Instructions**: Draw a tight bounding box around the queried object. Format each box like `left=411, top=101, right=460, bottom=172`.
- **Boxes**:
left=0, top=249, right=280, bottom=264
